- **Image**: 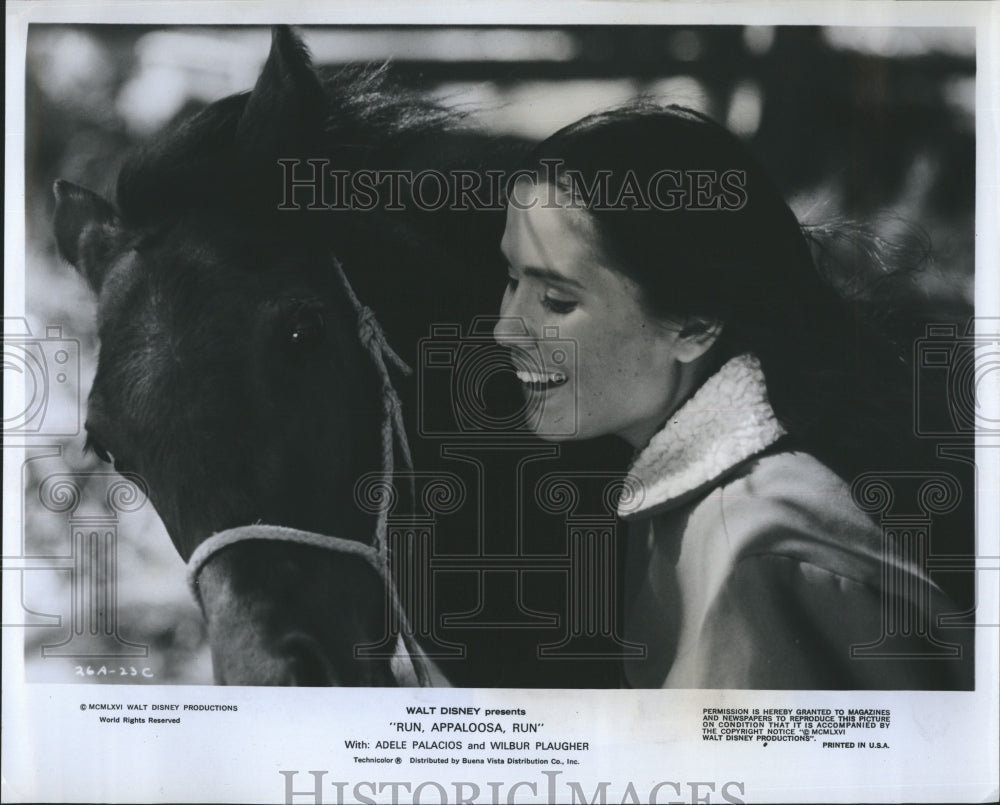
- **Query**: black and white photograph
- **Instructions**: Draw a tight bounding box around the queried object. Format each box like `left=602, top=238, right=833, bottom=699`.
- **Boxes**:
left=4, top=2, right=998, bottom=803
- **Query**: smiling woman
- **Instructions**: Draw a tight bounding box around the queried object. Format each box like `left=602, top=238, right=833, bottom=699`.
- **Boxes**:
left=497, top=180, right=718, bottom=447
left=493, top=104, right=974, bottom=689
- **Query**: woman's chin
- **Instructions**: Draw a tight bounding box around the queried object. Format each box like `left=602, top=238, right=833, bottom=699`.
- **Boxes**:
left=520, top=409, right=581, bottom=441
left=528, top=429, right=575, bottom=443
left=517, top=381, right=580, bottom=440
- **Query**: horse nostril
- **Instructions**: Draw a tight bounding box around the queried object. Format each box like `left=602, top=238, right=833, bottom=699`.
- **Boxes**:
left=278, top=634, right=339, bottom=687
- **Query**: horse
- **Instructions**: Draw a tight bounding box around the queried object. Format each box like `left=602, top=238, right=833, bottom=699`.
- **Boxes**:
left=53, top=27, right=630, bottom=686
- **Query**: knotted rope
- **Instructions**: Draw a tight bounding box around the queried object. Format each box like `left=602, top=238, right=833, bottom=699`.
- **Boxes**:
left=335, top=259, right=417, bottom=556
left=187, top=256, right=431, bottom=686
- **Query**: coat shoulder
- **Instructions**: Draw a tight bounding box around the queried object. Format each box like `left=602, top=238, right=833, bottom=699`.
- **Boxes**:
left=711, top=450, right=885, bottom=587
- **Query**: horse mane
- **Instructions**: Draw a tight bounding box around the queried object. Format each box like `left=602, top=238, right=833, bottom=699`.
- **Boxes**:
left=115, top=61, right=459, bottom=228
left=317, top=63, right=458, bottom=146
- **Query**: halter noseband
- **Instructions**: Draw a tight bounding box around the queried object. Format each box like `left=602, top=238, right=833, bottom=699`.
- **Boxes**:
left=186, top=256, right=431, bottom=686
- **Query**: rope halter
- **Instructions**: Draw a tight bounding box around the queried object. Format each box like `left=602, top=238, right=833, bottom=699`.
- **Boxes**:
left=186, top=256, right=431, bottom=686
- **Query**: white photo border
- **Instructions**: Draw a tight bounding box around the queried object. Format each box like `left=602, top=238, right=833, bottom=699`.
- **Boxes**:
left=4, top=2, right=998, bottom=804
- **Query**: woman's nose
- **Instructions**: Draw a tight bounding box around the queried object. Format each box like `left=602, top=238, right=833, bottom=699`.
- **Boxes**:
left=493, top=313, right=532, bottom=344
left=494, top=287, right=531, bottom=343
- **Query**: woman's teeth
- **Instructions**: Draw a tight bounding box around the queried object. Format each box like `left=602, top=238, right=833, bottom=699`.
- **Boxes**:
left=515, top=370, right=568, bottom=387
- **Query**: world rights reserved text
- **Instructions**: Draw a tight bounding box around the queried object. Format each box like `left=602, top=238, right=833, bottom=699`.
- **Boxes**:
left=81, top=702, right=238, bottom=726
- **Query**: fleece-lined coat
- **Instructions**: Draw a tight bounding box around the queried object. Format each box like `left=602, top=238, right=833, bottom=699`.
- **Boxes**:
left=617, top=354, right=972, bottom=689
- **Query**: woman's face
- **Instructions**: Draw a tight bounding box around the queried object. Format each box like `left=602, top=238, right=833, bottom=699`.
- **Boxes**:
left=494, top=180, right=704, bottom=448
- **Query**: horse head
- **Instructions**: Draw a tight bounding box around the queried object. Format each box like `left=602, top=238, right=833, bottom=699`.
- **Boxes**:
left=52, top=27, right=484, bottom=685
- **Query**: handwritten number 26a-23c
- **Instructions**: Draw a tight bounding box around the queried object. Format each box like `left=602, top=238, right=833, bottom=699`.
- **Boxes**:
left=74, top=665, right=154, bottom=678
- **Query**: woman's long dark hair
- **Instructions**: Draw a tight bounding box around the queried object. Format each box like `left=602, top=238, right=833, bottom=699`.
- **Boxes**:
left=522, top=103, right=925, bottom=482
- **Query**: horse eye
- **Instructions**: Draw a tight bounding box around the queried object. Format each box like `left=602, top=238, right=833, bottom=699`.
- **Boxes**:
left=286, top=308, right=325, bottom=350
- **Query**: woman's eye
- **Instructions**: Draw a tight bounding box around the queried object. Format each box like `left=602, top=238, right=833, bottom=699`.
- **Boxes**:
left=542, top=297, right=578, bottom=315
left=506, top=276, right=519, bottom=292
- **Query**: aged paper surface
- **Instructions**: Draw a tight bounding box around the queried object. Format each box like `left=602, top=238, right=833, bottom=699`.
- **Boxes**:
left=3, top=1, right=998, bottom=803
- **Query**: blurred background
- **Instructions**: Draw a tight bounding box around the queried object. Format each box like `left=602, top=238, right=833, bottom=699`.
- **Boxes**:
left=18, top=24, right=976, bottom=683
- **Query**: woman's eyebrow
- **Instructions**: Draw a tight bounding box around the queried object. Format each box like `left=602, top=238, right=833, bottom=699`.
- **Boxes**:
left=522, top=265, right=586, bottom=290
left=500, top=245, right=585, bottom=289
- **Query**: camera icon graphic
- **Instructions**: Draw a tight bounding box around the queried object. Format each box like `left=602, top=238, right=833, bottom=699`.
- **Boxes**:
left=417, top=316, right=578, bottom=438
left=914, top=318, right=1000, bottom=437
left=2, top=317, right=81, bottom=436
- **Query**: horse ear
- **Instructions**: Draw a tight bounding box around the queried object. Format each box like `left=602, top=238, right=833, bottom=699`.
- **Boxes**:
left=236, top=26, right=325, bottom=159
left=53, top=180, right=124, bottom=292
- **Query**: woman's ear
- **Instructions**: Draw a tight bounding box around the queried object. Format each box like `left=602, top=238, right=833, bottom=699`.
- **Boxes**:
left=674, top=317, right=724, bottom=363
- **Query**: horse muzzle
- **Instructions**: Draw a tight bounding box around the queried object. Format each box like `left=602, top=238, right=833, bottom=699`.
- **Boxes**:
left=188, top=525, right=433, bottom=687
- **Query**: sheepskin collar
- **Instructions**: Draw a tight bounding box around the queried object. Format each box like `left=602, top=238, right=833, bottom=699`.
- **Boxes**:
left=618, top=353, right=787, bottom=519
